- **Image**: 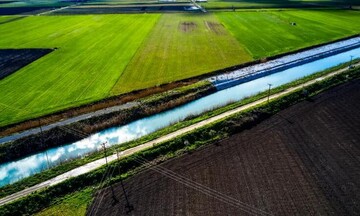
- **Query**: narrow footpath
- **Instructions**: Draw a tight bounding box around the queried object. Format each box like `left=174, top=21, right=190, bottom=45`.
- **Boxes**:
left=0, top=64, right=356, bottom=206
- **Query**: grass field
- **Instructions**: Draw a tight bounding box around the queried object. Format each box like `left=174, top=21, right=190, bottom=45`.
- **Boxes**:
left=111, top=13, right=252, bottom=94
left=0, top=10, right=359, bottom=127
left=217, top=10, right=360, bottom=58
left=0, top=15, right=159, bottom=126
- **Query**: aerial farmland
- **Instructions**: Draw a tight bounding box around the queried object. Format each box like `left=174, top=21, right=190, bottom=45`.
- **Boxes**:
left=0, top=0, right=359, bottom=215
left=0, top=9, right=359, bottom=126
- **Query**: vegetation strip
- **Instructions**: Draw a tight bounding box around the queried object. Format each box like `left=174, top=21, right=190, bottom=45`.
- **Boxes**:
left=0, top=63, right=358, bottom=209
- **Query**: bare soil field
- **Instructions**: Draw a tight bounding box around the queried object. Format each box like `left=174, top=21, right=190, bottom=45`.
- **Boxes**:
left=0, top=7, right=56, bottom=15
left=0, top=49, right=53, bottom=80
left=89, top=79, right=360, bottom=215
left=179, top=22, right=197, bottom=32
left=204, top=21, right=226, bottom=35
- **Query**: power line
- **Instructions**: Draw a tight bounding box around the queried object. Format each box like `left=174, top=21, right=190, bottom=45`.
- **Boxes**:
left=38, top=119, right=50, bottom=169
left=56, top=127, right=134, bottom=215
left=116, top=150, right=134, bottom=214
left=267, top=83, right=272, bottom=103
left=90, top=164, right=117, bottom=216
left=133, top=156, right=273, bottom=216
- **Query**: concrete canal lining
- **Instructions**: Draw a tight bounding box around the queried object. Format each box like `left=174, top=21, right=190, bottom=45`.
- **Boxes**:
left=209, top=36, right=360, bottom=90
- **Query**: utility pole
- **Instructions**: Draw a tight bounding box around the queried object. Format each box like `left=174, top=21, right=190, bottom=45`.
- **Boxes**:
left=101, top=142, right=108, bottom=166
left=38, top=119, right=50, bottom=169
left=349, top=55, right=354, bottom=69
left=102, top=142, right=119, bottom=205
left=116, top=150, right=134, bottom=214
left=267, top=83, right=272, bottom=103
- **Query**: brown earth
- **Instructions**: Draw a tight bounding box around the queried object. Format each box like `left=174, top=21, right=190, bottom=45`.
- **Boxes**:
left=204, top=21, right=226, bottom=35
left=0, top=49, right=53, bottom=80
left=179, top=22, right=197, bottom=32
left=89, top=79, right=360, bottom=216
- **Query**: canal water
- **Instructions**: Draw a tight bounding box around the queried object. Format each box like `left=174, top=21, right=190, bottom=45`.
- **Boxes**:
left=0, top=46, right=359, bottom=187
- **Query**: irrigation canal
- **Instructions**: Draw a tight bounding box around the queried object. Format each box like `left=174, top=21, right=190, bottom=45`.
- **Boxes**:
left=0, top=37, right=359, bottom=187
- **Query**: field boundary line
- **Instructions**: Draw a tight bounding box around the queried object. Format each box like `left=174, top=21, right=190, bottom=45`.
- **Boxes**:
left=0, top=63, right=357, bottom=206
left=108, top=14, right=161, bottom=96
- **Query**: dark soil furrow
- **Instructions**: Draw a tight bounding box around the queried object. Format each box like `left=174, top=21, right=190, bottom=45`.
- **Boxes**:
left=89, top=80, right=360, bottom=216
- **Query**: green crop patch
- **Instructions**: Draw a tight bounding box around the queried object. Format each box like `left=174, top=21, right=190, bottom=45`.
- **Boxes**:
left=111, top=13, right=252, bottom=94
left=216, top=10, right=360, bottom=59
left=0, top=14, right=159, bottom=127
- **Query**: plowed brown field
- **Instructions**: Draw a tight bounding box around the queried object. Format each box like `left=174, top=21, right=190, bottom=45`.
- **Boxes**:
left=89, top=79, right=360, bottom=216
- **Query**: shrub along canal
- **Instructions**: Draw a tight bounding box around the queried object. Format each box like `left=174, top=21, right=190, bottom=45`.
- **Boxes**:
left=0, top=37, right=359, bottom=187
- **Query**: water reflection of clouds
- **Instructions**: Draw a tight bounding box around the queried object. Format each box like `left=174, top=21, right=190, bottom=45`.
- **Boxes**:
left=49, top=148, right=65, bottom=162
left=0, top=154, right=44, bottom=185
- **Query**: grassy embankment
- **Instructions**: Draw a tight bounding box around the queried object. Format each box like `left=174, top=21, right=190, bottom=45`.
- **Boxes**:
left=3, top=60, right=358, bottom=215
left=0, top=10, right=359, bottom=127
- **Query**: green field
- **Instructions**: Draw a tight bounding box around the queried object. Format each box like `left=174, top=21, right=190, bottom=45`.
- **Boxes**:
left=0, top=15, right=159, bottom=126
left=111, top=13, right=252, bottom=93
left=217, top=10, right=360, bottom=58
left=0, top=10, right=359, bottom=127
